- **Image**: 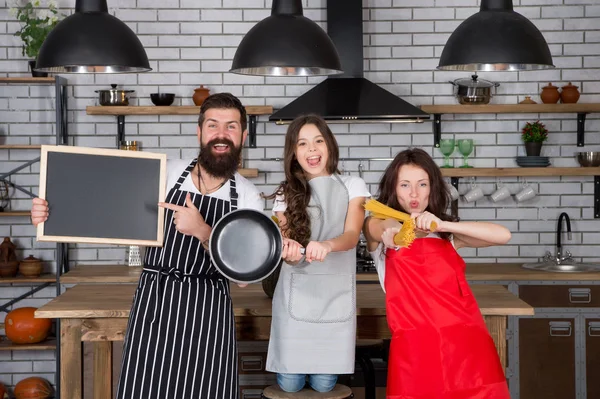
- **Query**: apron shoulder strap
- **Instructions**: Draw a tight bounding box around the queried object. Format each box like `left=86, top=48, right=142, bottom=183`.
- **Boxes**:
left=229, top=174, right=238, bottom=210
left=173, top=159, right=197, bottom=190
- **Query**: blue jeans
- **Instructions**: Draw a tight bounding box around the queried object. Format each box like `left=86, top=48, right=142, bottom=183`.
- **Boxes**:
left=277, top=373, right=338, bottom=393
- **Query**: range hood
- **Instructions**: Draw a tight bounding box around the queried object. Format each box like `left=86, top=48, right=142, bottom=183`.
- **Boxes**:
left=269, top=0, right=430, bottom=124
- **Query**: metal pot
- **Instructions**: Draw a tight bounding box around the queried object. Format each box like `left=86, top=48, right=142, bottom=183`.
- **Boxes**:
left=95, top=84, right=135, bottom=106
left=449, top=74, right=500, bottom=105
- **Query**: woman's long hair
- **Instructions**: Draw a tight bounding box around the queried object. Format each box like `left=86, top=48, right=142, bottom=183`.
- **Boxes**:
left=265, top=115, right=339, bottom=246
left=376, top=148, right=457, bottom=240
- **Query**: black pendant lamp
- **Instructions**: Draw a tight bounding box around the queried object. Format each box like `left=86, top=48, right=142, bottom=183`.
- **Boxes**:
left=35, top=0, right=151, bottom=73
left=230, top=0, right=342, bottom=76
left=438, top=0, right=554, bottom=71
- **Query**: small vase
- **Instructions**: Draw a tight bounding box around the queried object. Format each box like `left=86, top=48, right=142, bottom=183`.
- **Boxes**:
left=192, top=85, right=210, bottom=106
left=560, top=82, right=580, bottom=104
left=28, top=60, right=48, bottom=78
left=540, top=83, right=560, bottom=104
left=525, top=142, right=542, bottom=157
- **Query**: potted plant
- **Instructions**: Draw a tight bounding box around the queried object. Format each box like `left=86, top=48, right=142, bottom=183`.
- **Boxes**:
left=521, top=120, right=548, bottom=156
left=10, top=0, right=63, bottom=77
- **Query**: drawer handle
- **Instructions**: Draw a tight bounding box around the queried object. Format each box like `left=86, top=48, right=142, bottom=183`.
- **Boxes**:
left=589, top=322, right=600, bottom=337
left=241, top=393, right=262, bottom=399
left=240, top=355, right=263, bottom=371
left=569, top=288, right=591, bottom=303
left=549, top=321, right=572, bottom=337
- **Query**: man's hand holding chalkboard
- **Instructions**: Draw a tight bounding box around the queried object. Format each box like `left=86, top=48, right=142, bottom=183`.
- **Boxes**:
left=31, top=197, right=49, bottom=227
left=158, top=193, right=211, bottom=243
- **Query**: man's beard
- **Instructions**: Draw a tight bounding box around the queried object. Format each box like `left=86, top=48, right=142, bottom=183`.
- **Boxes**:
left=198, top=138, right=242, bottom=179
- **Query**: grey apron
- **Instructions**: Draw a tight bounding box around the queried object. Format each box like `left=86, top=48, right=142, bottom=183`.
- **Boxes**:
left=266, top=174, right=356, bottom=374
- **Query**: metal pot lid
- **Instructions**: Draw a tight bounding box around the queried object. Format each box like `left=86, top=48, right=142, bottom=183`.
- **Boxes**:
left=453, top=74, right=497, bottom=88
left=95, top=84, right=135, bottom=93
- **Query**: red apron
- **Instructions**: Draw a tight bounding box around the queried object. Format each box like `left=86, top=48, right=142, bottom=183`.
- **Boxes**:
left=384, top=237, right=510, bottom=399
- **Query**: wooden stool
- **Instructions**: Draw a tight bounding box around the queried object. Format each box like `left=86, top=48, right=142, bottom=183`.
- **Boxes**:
left=262, top=384, right=353, bottom=399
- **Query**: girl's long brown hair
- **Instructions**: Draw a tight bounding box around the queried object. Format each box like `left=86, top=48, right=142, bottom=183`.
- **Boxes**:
left=377, top=148, right=457, bottom=240
left=266, top=115, right=339, bottom=246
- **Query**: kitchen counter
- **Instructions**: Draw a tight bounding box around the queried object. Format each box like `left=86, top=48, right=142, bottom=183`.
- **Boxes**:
left=37, top=283, right=532, bottom=399
left=61, top=262, right=600, bottom=284
left=38, top=281, right=533, bottom=319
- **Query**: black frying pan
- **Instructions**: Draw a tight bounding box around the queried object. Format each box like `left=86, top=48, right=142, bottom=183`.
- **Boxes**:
left=209, top=209, right=283, bottom=284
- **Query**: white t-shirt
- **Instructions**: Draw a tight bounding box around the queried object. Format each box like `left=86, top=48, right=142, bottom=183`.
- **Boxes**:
left=369, top=233, right=455, bottom=293
left=166, top=159, right=264, bottom=212
left=271, top=174, right=370, bottom=214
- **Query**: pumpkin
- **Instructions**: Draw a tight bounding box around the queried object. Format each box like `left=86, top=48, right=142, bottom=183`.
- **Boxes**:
left=4, top=307, right=51, bottom=344
left=0, top=382, right=7, bottom=399
left=14, top=377, right=53, bottom=399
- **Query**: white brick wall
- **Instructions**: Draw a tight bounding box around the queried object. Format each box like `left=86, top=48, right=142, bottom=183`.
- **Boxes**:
left=1, top=0, right=600, bottom=391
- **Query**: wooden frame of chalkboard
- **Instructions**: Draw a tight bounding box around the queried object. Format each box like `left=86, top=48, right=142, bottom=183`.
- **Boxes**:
left=37, top=145, right=167, bottom=247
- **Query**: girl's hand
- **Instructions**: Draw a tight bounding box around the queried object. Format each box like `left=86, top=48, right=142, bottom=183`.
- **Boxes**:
left=31, top=197, right=49, bottom=227
left=282, top=238, right=304, bottom=263
left=411, top=211, right=442, bottom=233
left=381, top=227, right=400, bottom=249
left=305, top=241, right=332, bottom=262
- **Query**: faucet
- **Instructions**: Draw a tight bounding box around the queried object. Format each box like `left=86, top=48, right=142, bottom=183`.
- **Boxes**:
left=555, top=212, right=573, bottom=263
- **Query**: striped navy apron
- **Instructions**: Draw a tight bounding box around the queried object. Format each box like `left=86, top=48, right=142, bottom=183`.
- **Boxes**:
left=116, top=159, right=239, bottom=399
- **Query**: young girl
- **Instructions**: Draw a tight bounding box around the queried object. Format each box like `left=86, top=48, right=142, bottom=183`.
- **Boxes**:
left=265, top=115, right=370, bottom=393
left=363, top=148, right=512, bottom=399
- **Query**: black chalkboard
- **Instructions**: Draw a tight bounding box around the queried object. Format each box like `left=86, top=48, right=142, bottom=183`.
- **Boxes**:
left=37, top=145, right=167, bottom=246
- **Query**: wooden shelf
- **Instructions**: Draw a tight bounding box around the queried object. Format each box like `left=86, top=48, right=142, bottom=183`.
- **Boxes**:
left=443, top=167, right=600, bottom=219
left=239, top=168, right=259, bottom=178
left=0, top=77, right=55, bottom=84
left=0, top=273, right=56, bottom=283
left=422, top=103, right=599, bottom=148
left=0, top=145, right=42, bottom=149
left=0, top=211, right=31, bottom=217
left=421, top=103, right=600, bottom=114
left=0, top=337, right=56, bottom=351
left=86, top=105, right=274, bottom=149
left=441, top=167, right=600, bottom=177
left=86, top=105, right=274, bottom=116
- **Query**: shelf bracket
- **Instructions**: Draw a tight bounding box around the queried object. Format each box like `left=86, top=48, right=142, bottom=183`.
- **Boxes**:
left=595, top=176, right=599, bottom=219
left=55, top=76, right=68, bottom=145
left=577, top=113, right=587, bottom=147
left=433, top=114, right=442, bottom=148
left=248, top=114, right=257, bottom=148
left=0, top=157, right=40, bottom=181
left=117, top=115, right=126, bottom=145
left=0, top=283, right=51, bottom=313
left=450, top=177, right=459, bottom=218
left=0, top=178, right=36, bottom=198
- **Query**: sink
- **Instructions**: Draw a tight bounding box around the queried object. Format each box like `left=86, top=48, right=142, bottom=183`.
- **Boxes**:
left=522, top=261, right=600, bottom=273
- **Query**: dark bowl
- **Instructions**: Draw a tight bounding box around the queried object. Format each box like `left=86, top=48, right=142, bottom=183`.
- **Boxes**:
left=150, top=93, right=175, bottom=106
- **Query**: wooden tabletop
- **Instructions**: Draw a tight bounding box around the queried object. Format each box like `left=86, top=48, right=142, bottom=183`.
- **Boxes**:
left=36, top=282, right=533, bottom=319
left=61, top=263, right=600, bottom=284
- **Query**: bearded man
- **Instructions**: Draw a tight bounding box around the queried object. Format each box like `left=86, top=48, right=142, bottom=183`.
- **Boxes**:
left=31, top=93, right=264, bottom=399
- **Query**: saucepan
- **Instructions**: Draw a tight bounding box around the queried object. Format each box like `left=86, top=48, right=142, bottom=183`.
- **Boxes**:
left=95, top=84, right=135, bottom=106
left=449, top=74, right=500, bottom=105
left=209, top=209, right=289, bottom=284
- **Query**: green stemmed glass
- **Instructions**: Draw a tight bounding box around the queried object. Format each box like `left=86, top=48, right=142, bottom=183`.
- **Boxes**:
left=457, top=139, right=474, bottom=168
left=438, top=138, right=455, bottom=168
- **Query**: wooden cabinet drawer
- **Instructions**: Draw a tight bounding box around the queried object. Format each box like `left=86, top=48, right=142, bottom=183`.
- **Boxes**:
left=238, top=352, right=267, bottom=374
left=519, top=318, right=576, bottom=399
left=519, top=285, right=600, bottom=307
